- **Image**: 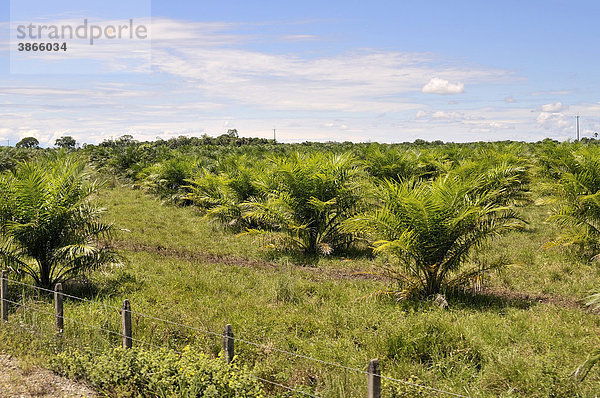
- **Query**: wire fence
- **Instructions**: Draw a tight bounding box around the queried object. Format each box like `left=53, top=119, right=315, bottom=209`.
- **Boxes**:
left=0, top=273, right=470, bottom=398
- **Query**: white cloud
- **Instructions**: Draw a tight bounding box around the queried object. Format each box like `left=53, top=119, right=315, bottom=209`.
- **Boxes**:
left=541, top=102, right=565, bottom=112
left=504, top=96, right=516, bottom=103
left=146, top=20, right=509, bottom=112
left=431, top=111, right=463, bottom=120
left=421, top=78, right=465, bottom=95
left=534, top=102, right=574, bottom=134
left=536, top=111, right=571, bottom=131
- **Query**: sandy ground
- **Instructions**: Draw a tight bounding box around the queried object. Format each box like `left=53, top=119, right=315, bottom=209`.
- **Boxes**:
left=0, top=355, right=97, bottom=398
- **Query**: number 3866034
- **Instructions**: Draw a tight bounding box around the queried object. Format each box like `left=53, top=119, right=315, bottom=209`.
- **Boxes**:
left=17, top=42, right=67, bottom=51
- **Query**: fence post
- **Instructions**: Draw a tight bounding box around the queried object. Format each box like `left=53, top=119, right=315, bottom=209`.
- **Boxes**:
left=1, top=270, right=7, bottom=322
left=367, top=359, right=381, bottom=398
left=54, top=283, right=63, bottom=333
left=223, top=324, right=234, bottom=363
left=121, top=299, right=132, bottom=349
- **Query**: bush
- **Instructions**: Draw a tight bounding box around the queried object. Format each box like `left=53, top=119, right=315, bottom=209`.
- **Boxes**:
left=361, top=145, right=448, bottom=182
left=51, top=347, right=265, bottom=397
left=186, top=155, right=262, bottom=230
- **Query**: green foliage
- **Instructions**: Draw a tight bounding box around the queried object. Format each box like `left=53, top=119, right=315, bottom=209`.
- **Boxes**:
left=185, top=155, right=262, bottom=229
left=0, top=154, right=121, bottom=288
left=243, top=152, right=369, bottom=255
left=106, top=143, right=154, bottom=180
left=137, top=156, right=201, bottom=202
left=346, top=167, right=525, bottom=298
left=16, top=136, right=40, bottom=149
left=55, top=136, right=77, bottom=149
left=361, top=145, right=449, bottom=182
left=0, top=150, right=17, bottom=172
left=50, top=347, right=265, bottom=397
left=544, top=147, right=600, bottom=254
left=0, top=147, right=38, bottom=172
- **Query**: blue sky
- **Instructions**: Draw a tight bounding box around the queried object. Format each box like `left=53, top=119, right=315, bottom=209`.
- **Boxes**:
left=1, top=0, right=599, bottom=146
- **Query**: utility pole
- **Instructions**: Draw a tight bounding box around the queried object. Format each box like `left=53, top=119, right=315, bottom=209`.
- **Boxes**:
left=576, top=115, right=580, bottom=141
left=273, top=128, right=276, bottom=142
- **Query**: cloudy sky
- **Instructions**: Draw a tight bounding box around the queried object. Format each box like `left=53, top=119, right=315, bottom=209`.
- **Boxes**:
left=1, top=0, right=599, bottom=146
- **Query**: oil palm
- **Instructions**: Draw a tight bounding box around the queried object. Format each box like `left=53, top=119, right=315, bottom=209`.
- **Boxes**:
left=243, top=152, right=369, bottom=255
left=361, top=146, right=449, bottom=182
left=345, top=168, right=524, bottom=298
left=0, top=154, right=121, bottom=288
left=137, top=156, right=201, bottom=202
left=185, top=155, right=263, bottom=230
left=545, top=148, right=600, bottom=253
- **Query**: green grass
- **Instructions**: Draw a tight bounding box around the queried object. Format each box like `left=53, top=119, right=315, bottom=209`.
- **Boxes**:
left=98, top=185, right=263, bottom=259
left=2, top=184, right=600, bottom=397
left=482, top=202, right=600, bottom=298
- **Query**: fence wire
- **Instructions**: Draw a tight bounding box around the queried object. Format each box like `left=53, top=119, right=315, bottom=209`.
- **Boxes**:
left=3, top=277, right=469, bottom=398
left=1, top=293, right=321, bottom=397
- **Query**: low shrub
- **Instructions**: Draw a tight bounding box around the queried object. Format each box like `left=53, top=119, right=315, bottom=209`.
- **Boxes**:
left=50, top=347, right=265, bottom=397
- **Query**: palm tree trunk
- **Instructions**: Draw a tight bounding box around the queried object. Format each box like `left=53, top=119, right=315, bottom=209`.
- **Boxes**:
left=39, top=260, right=52, bottom=289
left=424, top=267, right=441, bottom=296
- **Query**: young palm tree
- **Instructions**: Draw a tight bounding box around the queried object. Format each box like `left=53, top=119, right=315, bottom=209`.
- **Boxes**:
left=242, top=152, right=369, bottom=256
left=137, top=156, right=201, bottom=202
left=361, top=145, right=449, bottom=182
left=185, top=155, right=264, bottom=230
left=0, top=155, right=121, bottom=288
left=545, top=148, right=600, bottom=253
left=345, top=169, right=524, bottom=299
left=573, top=290, right=600, bottom=381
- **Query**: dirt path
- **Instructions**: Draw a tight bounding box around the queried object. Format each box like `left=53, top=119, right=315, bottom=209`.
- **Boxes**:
left=114, top=241, right=590, bottom=311
left=113, top=241, right=384, bottom=281
left=0, top=355, right=96, bottom=398
left=483, top=286, right=586, bottom=310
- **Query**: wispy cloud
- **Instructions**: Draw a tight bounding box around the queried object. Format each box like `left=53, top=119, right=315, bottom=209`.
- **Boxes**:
left=149, top=20, right=509, bottom=113
left=280, top=34, right=319, bottom=41
left=0, top=17, right=579, bottom=145
left=531, top=90, right=573, bottom=96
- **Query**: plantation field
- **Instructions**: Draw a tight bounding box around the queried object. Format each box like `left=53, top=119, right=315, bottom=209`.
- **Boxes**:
left=2, top=140, right=600, bottom=397
left=0, top=184, right=598, bottom=396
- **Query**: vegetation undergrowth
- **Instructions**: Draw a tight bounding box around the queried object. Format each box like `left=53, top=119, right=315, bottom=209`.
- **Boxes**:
left=1, top=139, right=600, bottom=397
left=50, top=347, right=265, bottom=397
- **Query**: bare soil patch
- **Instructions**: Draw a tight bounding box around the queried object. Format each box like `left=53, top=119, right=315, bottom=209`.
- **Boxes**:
left=482, top=287, right=585, bottom=311
left=0, top=355, right=96, bottom=398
